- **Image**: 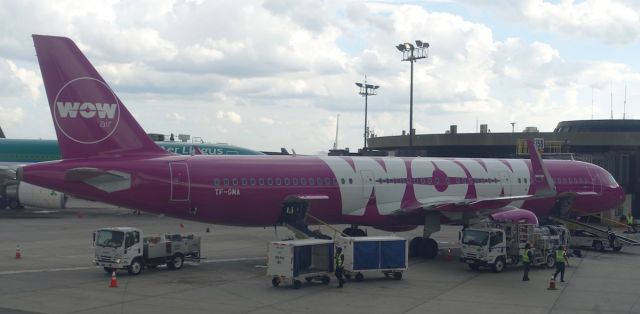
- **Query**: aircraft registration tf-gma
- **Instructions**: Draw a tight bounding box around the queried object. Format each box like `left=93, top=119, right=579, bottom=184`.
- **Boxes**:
left=19, top=35, right=625, bottom=258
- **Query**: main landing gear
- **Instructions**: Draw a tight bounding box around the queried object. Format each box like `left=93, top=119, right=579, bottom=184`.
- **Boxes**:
left=408, top=212, right=441, bottom=259
left=342, top=225, right=367, bottom=237
left=409, top=237, right=439, bottom=259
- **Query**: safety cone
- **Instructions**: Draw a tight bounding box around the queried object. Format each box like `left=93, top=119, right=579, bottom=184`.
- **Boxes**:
left=109, top=271, right=118, bottom=288
left=447, top=248, right=453, bottom=261
left=180, top=223, right=184, bottom=229
left=547, top=276, right=557, bottom=290
left=15, top=245, right=21, bottom=259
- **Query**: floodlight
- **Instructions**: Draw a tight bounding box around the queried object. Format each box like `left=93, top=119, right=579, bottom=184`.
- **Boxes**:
left=415, top=40, right=423, bottom=47
left=396, top=44, right=405, bottom=52
left=355, top=83, right=363, bottom=87
left=404, top=42, right=414, bottom=50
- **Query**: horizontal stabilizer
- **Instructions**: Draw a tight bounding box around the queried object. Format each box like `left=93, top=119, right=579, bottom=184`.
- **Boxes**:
left=64, top=168, right=131, bottom=192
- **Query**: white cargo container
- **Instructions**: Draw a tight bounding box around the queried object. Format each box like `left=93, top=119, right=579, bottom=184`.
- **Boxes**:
left=267, top=239, right=334, bottom=289
left=335, top=236, right=408, bottom=281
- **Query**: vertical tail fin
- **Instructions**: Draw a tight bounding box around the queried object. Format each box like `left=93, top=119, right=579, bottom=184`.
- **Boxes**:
left=527, top=139, right=556, bottom=197
left=32, top=35, right=168, bottom=159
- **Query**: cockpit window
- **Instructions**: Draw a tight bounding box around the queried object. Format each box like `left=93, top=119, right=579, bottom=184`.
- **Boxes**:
left=605, top=173, right=619, bottom=187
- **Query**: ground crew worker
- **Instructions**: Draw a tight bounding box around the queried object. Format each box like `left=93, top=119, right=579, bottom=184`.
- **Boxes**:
left=334, top=247, right=345, bottom=288
left=522, top=243, right=532, bottom=281
left=628, top=213, right=636, bottom=233
left=607, top=227, right=616, bottom=248
left=552, top=245, right=568, bottom=282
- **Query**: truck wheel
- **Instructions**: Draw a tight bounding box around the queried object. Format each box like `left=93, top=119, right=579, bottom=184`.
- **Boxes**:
left=9, top=200, right=21, bottom=210
left=393, top=272, right=402, bottom=280
left=355, top=273, right=364, bottom=281
left=271, top=277, right=280, bottom=287
left=128, top=259, right=143, bottom=276
left=546, top=255, right=555, bottom=268
left=613, top=246, right=622, bottom=252
left=492, top=258, right=505, bottom=273
left=468, top=263, right=480, bottom=271
left=103, top=267, right=113, bottom=274
left=593, top=241, right=604, bottom=252
left=293, top=280, right=302, bottom=289
left=321, top=275, right=330, bottom=285
left=167, top=254, right=184, bottom=270
left=305, top=277, right=313, bottom=283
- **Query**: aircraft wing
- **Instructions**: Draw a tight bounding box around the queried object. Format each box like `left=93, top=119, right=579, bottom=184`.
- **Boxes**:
left=284, top=194, right=330, bottom=201
left=393, top=195, right=534, bottom=215
left=64, top=168, right=131, bottom=193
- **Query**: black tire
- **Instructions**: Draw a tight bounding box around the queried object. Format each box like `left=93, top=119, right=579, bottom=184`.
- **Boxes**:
left=342, top=227, right=353, bottom=236
left=167, top=254, right=184, bottom=270
left=492, top=258, right=505, bottom=273
left=352, top=229, right=367, bottom=237
left=321, top=275, right=330, bottom=285
left=103, top=267, right=113, bottom=274
left=355, top=273, right=364, bottom=281
left=128, top=259, right=143, bottom=276
left=9, top=200, right=21, bottom=210
left=305, top=277, right=313, bottom=283
left=409, top=237, right=423, bottom=257
left=546, top=255, right=555, bottom=269
left=293, top=280, right=302, bottom=289
left=468, top=263, right=480, bottom=271
left=613, top=246, right=622, bottom=252
left=423, top=238, right=438, bottom=259
left=271, top=277, right=280, bottom=287
left=593, top=241, right=604, bottom=252
left=393, top=272, right=402, bottom=280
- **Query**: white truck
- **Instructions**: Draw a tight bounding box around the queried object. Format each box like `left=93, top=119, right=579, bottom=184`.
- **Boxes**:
left=459, top=222, right=569, bottom=272
left=93, top=227, right=201, bottom=275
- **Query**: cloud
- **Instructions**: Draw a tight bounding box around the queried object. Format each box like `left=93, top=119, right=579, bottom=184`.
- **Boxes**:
left=166, top=112, right=186, bottom=121
left=259, top=117, right=275, bottom=124
left=0, top=106, right=24, bottom=127
left=217, top=111, right=242, bottom=124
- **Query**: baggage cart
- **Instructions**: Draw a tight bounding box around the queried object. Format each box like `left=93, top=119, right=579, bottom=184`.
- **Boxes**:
left=267, top=239, right=334, bottom=289
left=335, top=236, right=408, bottom=281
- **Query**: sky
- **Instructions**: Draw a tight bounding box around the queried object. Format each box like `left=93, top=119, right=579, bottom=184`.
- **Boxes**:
left=1, top=0, right=639, bottom=155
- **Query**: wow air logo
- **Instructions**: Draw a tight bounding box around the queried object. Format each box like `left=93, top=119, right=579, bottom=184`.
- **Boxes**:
left=53, top=77, right=120, bottom=144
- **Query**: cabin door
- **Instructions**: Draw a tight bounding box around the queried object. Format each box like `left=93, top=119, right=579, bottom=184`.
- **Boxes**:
left=499, top=172, right=512, bottom=196
left=360, top=170, right=375, bottom=199
left=169, top=162, right=191, bottom=201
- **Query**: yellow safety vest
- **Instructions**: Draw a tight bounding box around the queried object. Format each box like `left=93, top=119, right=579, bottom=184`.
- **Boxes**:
left=555, top=250, right=565, bottom=263
left=522, top=249, right=530, bottom=263
left=628, top=215, right=634, bottom=225
left=335, top=253, right=344, bottom=268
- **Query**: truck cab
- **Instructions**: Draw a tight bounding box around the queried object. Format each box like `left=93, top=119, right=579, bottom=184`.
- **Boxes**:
left=460, top=227, right=507, bottom=272
left=94, top=227, right=143, bottom=275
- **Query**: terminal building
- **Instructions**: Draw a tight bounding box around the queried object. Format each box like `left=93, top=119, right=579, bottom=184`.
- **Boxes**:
left=367, top=119, right=640, bottom=222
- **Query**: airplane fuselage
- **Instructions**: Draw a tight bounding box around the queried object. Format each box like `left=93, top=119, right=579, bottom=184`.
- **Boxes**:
left=21, top=154, right=624, bottom=229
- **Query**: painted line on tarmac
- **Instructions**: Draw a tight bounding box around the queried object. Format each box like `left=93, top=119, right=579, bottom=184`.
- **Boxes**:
left=0, top=257, right=266, bottom=275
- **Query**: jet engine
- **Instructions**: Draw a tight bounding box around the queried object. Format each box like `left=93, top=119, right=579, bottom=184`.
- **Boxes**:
left=4, top=181, right=66, bottom=209
left=491, top=208, right=539, bottom=225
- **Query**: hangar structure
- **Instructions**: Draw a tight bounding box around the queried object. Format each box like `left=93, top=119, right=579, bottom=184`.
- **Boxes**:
left=367, top=119, right=640, bottom=221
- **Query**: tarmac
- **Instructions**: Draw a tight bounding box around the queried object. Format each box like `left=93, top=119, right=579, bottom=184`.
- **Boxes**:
left=1, top=207, right=639, bottom=314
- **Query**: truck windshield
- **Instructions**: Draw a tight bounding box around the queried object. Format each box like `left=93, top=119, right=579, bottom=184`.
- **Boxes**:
left=95, top=230, right=124, bottom=248
left=462, top=230, right=489, bottom=246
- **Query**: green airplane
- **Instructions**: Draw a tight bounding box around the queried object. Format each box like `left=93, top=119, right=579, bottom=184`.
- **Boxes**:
left=0, top=137, right=263, bottom=209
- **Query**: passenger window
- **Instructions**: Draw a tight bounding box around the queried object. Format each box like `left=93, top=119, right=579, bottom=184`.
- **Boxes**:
left=524, top=178, right=528, bottom=184
left=332, top=178, right=338, bottom=185
left=341, top=178, right=345, bottom=184
left=232, top=178, right=238, bottom=186
left=284, top=178, right=290, bottom=185
left=518, top=178, right=521, bottom=184
left=317, top=177, right=323, bottom=186
left=292, top=178, right=299, bottom=185
left=309, top=178, right=315, bottom=185
left=301, top=178, right=307, bottom=185
left=259, top=178, right=265, bottom=186
left=241, top=178, right=247, bottom=186
left=349, top=178, right=353, bottom=184
left=275, top=178, right=282, bottom=186
left=250, top=178, right=256, bottom=186
left=223, top=178, right=229, bottom=186
left=214, top=178, right=220, bottom=186
left=267, top=178, right=273, bottom=186
left=325, top=178, right=331, bottom=186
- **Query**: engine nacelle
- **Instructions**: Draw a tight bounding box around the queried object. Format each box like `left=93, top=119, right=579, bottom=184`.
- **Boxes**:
left=374, top=225, right=419, bottom=232
left=16, top=182, right=66, bottom=209
left=491, top=208, right=539, bottom=225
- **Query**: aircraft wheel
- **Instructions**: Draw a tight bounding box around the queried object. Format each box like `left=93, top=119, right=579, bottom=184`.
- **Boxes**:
left=293, top=280, right=302, bottom=289
left=409, top=237, right=425, bottom=257
left=423, top=238, right=438, bottom=259
left=613, top=246, right=622, bottom=252
left=355, top=273, right=364, bottom=281
left=271, top=277, right=280, bottom=287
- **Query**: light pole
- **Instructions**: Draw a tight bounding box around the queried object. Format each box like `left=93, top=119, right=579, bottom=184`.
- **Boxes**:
left=510, top=122, right=516, bottom=133
left=356, top=76, right=379, bottom=151
left=396, top=40, right=429, bottom=157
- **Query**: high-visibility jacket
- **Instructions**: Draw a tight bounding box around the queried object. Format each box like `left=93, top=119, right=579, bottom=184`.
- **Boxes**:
left=628, top=215, right=634, bottom=225
left=555, top=249, right=565, bottom=263
left=522, top=249, right=530, bottom=263
left=335, top=253, right=344, bottom=268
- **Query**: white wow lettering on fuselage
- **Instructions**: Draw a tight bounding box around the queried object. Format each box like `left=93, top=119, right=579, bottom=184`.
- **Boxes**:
left=319, top=157, right=530, bottom=216
left=56, top=102, right=117, bottom=119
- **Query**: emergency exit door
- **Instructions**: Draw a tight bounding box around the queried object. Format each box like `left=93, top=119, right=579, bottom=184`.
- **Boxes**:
left=170, top=162, right=190, bottom=201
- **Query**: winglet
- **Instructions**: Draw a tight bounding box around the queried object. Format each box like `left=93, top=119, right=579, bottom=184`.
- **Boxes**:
left=527, top=139, right=556, bottom=197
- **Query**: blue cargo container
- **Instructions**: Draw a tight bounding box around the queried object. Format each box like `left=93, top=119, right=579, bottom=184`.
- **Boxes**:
left=267, top=239, right=334, bottom=289
left=335, top=236, right=408, bottom=281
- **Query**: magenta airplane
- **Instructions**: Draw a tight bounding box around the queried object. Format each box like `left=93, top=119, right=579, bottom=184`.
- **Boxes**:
left=19, top=35, right=624, bottom=258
